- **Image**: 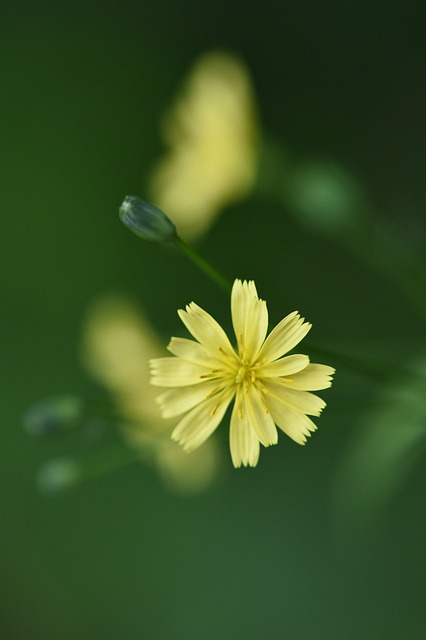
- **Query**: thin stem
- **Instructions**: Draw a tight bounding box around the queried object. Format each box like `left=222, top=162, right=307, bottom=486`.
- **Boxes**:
left=350, top=225, right=426, bottom=322
left=173, top=236, right=232, bottom=294
left=256, top=136, right=426, bottom=321
left=78, top=443, right=140, bottom=483
left=37, top=443, right=141, bottom=493
left=306, top=343, right=425, bottom=384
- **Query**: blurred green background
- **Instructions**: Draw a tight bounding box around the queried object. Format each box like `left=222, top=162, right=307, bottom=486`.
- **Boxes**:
left=2, top=1, right=426, bottom=638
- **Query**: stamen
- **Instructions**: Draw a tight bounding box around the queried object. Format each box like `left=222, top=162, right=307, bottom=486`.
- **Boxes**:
left=210, top=399, right=223, bottom=416
left=200, top=369, right=223, bottom=379
left=262, top=401, right=270, bottom=414
left=205, top=386, right=222, bottom=399
left=235, top=366, right=247, bottom=384
left=252, top=380, right=270, bottom=413
left=272, top=376, right=295, bottom=386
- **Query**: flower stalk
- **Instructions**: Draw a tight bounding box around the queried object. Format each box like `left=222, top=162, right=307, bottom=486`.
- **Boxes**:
left=37, top=444, right=140, bottom=493
left=173, top=235, right=232, bottom=294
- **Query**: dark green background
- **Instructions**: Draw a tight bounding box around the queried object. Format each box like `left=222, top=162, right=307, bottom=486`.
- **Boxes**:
left=2, top=1, right=426, bottom=638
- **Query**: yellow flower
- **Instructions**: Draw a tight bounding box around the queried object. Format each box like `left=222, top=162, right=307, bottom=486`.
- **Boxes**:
left=82, top=296, right=163, bottom=426
left=151, top=280, right=335, bottom=468
left=81, top=295, right=221, bottom=493
left=149, top=51, right=258, bottom=240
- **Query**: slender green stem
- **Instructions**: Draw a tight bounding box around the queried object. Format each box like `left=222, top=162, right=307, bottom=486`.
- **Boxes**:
left=173, top=236, right=232, bottom=294
left=173, top=235, right=421, bottom=384
left=37, top=443, right=141, bottom=493
left=78, top=443, right=140, bottom=483
left=306, top=343, right=425, bottom=384
left=256, top=136, right=426, bottom=321
left=169, top=199, right=423, bottom=383
left=349, top=226, right=426, bottom=322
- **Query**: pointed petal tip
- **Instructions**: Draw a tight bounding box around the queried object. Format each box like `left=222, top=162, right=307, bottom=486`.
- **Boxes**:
left=172, top=433, right=192, bottom=451
left=262, top=437, right=278, bottom=448
left=171, top=427, right=180, bottom=442
left=232, top=457, right=259, bottom=469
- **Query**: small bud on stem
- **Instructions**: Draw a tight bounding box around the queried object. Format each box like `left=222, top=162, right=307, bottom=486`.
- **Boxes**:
left=119, top=196, right=177, bottom=243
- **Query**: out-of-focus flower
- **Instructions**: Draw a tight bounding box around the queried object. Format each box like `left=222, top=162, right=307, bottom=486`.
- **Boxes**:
left=151, top=279, right=335, bottom=468
left=150, top=51, right=259, bottom=240
left=82, top=295, right=221, bottom=494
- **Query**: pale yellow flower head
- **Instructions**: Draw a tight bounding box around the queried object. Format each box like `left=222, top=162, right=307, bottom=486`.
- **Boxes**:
left=151, top=280, right=335, bottom=468
left=81, top=295, right=221, bottom=493
left=150, top=51, right=259, bottom=240
left=82, top=296, right=163, bottom=426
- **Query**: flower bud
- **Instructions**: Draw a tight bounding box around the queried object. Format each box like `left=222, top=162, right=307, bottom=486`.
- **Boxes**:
left=119, top=196, right=177, bottom=243
left=24, top=395, right=85, bottom=437
left=37, top=458, right=81, bottom=493
left=285, top=161, right=369, bottom=236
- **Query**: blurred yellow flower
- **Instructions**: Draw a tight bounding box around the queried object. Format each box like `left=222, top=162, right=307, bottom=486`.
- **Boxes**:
left=151, top=280, right=335, bottom=468
left=81, top=295, right=221, bottom=494
left=150, top=51, right=259, bottom=240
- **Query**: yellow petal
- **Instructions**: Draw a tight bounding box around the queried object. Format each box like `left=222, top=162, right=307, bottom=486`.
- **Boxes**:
left=289, top=364, right=336, bottom=390
left=150, top=357, right=211, bottom=387
left=263, top=379, right=326, bottom=416
left=257, top=312, right=311, bottom=362
left=231, top=279, right=257, bottom=340
left=172, top=388, right=234, bottom=451
left=167, top=336, right=225, bottom=368
left=244, top=384, right=278, bottom=447
left=259, top=354, right=309, bottom=378
left=157, top=380, right=227, bottom=418
left=266, top=396, right=317, bottom=445
left=231, top=279, right=268, bottom=361
left=178, top=302, right=236, bottom=358
left=230, top=392, right=260, bottom=467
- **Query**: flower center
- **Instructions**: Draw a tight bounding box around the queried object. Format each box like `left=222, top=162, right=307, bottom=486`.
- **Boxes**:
left=235, top=360, right=256, bottom=385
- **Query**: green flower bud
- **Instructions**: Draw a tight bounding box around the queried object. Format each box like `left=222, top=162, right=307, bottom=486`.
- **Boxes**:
left=119, top=196, right=177, bottom=243
left=37, top=458, right=81, bottom=493
left=285, top=161, right=369, bottom=236
left=24, top=396, right=85, bottom=437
